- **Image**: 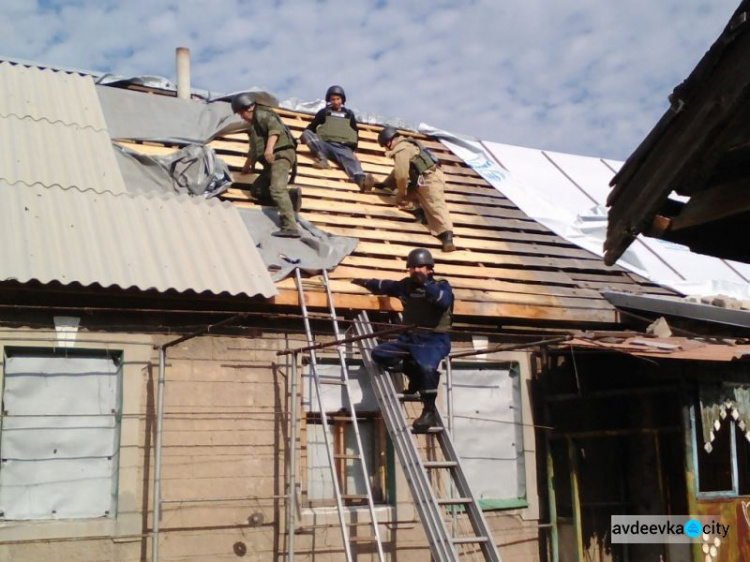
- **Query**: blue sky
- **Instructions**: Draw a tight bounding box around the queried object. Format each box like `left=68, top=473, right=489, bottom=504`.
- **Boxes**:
left=0, top=0, right=739, bottom=159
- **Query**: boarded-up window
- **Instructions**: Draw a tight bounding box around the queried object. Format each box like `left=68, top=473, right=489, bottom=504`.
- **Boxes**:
left=0, top=351, right=121, bottom=520
left=450, top=363, right=526, bottom=505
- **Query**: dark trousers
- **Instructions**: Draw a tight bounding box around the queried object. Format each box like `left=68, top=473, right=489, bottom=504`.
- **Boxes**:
left=371, top=331, right=450, bottom=393
left=301, top=130, right=365, bottom=182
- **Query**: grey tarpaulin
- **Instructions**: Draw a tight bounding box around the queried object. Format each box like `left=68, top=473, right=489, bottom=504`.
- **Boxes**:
left=98, top=85, right=242, bottom=143
left=112, top=144, right=230, bottom=198
left=238, top=208, right=358, bottom=281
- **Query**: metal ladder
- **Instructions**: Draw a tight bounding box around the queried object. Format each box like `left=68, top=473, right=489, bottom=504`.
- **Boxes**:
left=352, top=310, right=502, bottom=562
left=294, top=269, right=386, bottom=562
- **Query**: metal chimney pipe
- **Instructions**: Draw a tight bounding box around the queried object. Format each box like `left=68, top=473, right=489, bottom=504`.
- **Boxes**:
left=176, top=47, right=191, bottom=100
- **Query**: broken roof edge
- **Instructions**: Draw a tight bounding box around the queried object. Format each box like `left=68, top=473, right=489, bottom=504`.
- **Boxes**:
left=603, top=0, right=750, bottom=265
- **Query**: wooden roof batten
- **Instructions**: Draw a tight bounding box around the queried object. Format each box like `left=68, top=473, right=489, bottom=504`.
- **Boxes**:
left=119, top=97, right=672, bottom=329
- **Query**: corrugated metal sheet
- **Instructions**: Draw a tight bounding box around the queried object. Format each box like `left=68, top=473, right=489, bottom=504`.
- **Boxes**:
left=568, top=336, right=750, bottom=362
left=0, top=61, right=126, bottom=194
left=0, top=181, right=277, bottom=298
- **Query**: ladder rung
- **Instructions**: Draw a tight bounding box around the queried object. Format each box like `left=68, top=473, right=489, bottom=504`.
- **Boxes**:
left=334, top=454, right=361, bottom=460
left=411, top=426, right=444, bottom=434
left=452, top=536, right=489, bottom=544
left=437, top=497, right=472, bottom=505
left=423, top=461, right=458, bottom=469
left=319, top=378, right=346, bottom=385
left=398, top=394, right=422, bottom=402
left=349, top=536, right=376, bottom=543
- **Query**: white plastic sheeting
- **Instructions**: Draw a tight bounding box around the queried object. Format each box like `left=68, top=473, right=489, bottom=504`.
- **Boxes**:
left=0, top=354, right=120, bottom=520
left=448, top=364, right=526, bottom=503
left=421, top=126, right=750, bottom=300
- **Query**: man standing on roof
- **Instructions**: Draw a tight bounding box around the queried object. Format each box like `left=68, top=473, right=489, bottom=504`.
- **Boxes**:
left=352, top=248, right=453, bottom=433
left=377, top=127, right=456, bottom=252
left=300, top=85, right=375, bottom=193
left=233, top=93, right=301, bottom=238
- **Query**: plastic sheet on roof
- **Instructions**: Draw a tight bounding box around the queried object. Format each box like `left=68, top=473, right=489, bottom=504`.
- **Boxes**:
left=238, top=210, right=358, bottom=282
left=97, top=85, right=242, bottom=143
left=420, top=124, right=750, bottom=300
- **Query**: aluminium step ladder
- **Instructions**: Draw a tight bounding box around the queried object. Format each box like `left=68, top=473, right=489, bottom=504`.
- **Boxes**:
left=293, top=269, right=386, bottom=562
left=352, top=310, right=502, bottom=562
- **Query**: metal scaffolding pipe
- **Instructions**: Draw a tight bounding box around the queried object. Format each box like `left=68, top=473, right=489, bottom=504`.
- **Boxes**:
left=151, top=312, right=246, bottom=562
left=287, top=352, right=299, bottom=561
left=152, top=346, right=166, bottom=562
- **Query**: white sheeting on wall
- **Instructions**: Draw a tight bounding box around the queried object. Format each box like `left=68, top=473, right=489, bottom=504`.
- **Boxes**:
left=447, top=364, right=526, bottom=502
left=0, top=354, right=119, bottom=520
left=421, top=125, right=750, bottom=300
left=303, top=363, right=378, bottom=413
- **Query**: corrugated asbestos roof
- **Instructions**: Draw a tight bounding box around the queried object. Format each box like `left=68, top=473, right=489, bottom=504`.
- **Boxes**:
left=0, top=61, right=126, bottom=195
left=0, top=180, right=277, bottom=298
left=0, top=60, right=276, bottom=299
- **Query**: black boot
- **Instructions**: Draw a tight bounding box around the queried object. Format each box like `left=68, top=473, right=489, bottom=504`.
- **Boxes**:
left=412, top=394, right=438, bottom=433
left=438, top=231, right=456, bottom=253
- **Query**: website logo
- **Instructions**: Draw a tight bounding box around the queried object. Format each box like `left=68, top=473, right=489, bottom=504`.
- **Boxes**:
left=611, top=515, right=729, bottom=544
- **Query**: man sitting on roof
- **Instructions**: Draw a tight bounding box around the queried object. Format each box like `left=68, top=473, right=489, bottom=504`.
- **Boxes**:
left=300, top=85, right=375, bottom=193
left=233, top=93, right=302, bottom=238
left=352, top=248, right=453, bottom=433
left=377, top=126, right=456, bottom=253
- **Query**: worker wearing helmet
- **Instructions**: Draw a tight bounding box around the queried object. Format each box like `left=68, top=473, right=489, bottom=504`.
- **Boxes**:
left=233, top=93, right=301, bottom=238
left=300, top=85, right=375, bottom=192
left=351, top=248, right=453, bottom=432
left=377, top=127, right=456, bottom=253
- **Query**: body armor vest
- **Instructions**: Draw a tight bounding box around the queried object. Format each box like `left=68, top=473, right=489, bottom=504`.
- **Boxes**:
left=401, top=279, right=452, bottom=332
left=317, top=109, right=357, bottom=145
left=249, top=108, right=296, bottom=161
left=406, top=139, right=439, bottom=189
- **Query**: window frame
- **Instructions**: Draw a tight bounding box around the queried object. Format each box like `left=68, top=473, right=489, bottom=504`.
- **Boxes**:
left=690, top=399, right=749, bottom=499
left=0, top=332, right=150, bottom=542
left=304, top=411, right=389, bottom=508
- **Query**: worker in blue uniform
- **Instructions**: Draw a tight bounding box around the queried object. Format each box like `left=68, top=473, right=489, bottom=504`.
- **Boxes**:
left=352, top=248, right=453, bottom=432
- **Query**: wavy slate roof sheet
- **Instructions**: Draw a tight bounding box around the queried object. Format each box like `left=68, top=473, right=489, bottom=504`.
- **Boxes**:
left=0, top=61, right=126, bottom=195
left=0, top=181, right=276, bottom=298
left=0, top=60, right=276, bottom=299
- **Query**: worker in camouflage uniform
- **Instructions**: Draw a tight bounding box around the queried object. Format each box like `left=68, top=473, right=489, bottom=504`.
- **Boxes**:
left=300, top=85, right=375, bottom=192
left=352, top=248, right=453, bottom=432
left=233, top=93, right=301, bottom=238
left=377, top=127, right=456, bottom=252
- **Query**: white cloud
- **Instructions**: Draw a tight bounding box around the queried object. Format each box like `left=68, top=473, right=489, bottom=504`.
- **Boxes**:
left=0, top=0, right=739, bottom=159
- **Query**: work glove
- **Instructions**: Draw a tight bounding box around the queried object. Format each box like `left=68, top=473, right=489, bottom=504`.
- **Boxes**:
left=351, top=278, right=369, bottom=287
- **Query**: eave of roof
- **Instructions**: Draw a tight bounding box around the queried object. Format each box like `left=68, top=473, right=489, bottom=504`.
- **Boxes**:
left=604, top=0, right=750, bottom=265
left=602, top=290, right=750, bottom=329
left=0, top=181, right=277, bottom=298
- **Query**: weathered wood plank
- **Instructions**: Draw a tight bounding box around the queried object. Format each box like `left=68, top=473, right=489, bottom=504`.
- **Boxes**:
left=270, top=288, right=617, bottom=324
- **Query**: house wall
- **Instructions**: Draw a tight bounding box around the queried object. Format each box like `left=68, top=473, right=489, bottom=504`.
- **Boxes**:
left=0, top=327, right=541, bottom=561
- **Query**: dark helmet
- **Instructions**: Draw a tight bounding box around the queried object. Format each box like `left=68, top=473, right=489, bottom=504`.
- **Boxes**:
left=406, top=248, right=435, bottom=268
left=378, top=126, right=398, bottom=147
left=231, top=92, right=256, bottom=113
left=325, top=85, right=346, bottom=103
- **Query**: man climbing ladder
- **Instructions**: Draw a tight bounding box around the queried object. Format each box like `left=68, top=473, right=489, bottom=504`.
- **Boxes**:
left=352, top=247, right=453, bottom=432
